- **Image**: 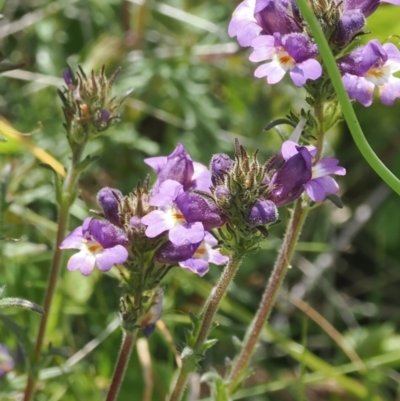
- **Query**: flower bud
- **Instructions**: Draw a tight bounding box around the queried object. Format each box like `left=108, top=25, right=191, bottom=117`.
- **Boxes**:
left=246, top=199, right=278, bottom=228
left=210, top=153, right=234, bottom=182
left=97, top=187, right=123, bottom=226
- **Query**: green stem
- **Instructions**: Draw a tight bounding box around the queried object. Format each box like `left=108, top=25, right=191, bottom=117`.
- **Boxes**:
left=227, top=199, right=308, bottom=393
left=23, top=144, right=86, bottom=401
left=296, top=0, right=400, bottom=196
left=105, top=330, right=138, bottom=401
left=168, top=252, right=244, bottom=401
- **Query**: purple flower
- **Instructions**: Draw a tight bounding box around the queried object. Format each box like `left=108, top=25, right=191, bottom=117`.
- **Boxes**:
left=338, top=40, right=400, bottom=106
left=304, top=157, right=347, bottom=202
left=344, top=0, right=400, bottom=18
left=0, top=345, right=14, bottom=379
left=175, top=192, right=226, bottom=230
left=228, top=0, right=302, bottom=47
left=269, top=141, right=346, bottom=204
left=247, top=199, right=278, bottom=228
left=156, top=232, right=229, bottom=276
left=228, top=0, right=260, bottom=47
left=141, top=180, right=205, bottom=246
left=145, top=143, right=212, bottom=194
left=97, top=187, right=123, bottom=226
left=60, top=217, right=129, bottom=275
left=249, top=33, right=322, bottom=87
left=254, top=0, right=302, bottom=36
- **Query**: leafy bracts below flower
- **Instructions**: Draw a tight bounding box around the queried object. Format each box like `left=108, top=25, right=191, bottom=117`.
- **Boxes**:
left=60, top=217, right=129, bottom=275
left=337, top=40, right=400, bottom=106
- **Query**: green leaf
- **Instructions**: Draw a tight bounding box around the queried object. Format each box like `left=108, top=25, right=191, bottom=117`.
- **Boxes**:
left=74, top=154, right=101, bottom=175
left=201, top=338, right=218, bottom=353
left=0, top=297, right=44, bottom=314
left=39, top=163, right=63, bottom=206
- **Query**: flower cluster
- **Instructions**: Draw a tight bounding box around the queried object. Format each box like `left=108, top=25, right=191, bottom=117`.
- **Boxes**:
left=229, top=0, right=400, bottom=106
left=60, top=139, right=345, bottom=332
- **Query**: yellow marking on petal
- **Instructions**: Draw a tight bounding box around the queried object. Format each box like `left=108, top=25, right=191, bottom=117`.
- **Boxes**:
left=367, top=68, right=384, bottom=78
left=88, top=243, right=103, bottom=253
left=279, top=54, right=294, bottom=65
left=195, top=247, right=207, bottom=256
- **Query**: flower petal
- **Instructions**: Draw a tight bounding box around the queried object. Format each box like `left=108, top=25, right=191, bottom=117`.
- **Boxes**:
left=142, top=210, right=175, bottom=238
left=67, top=250, right=96, bottom=276
left=95, top=245, right=128, bottom=272
left=169, top=222, right=205, bottom=245
left=60, top=226, right=84, bottom=249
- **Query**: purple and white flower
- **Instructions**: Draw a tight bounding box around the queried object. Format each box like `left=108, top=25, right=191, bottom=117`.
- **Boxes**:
left=145, top=143, right=212, bottom=194
left=141, top=180, right=205, bottom=246
left=228, top=0, right=302, bottom=47
left=338, top=40, right=400, bottom=106
left=269, top=141, right=346, bottom=204
left=60, top=217, right=129, bottom=276
left=249, top=33, right=322, bottom=87
left=156, top=232, right=229, bottom=276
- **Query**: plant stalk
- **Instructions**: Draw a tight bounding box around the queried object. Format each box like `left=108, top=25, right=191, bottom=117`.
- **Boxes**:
left=105, top=331, right=138, bottom=401
left=168, top=252, right=244, bottom=401
left=23, top=144, right=86, bottom=401
left=228, top=198, right=309, bottom=392
left=296, top=0, right=400, bottom=196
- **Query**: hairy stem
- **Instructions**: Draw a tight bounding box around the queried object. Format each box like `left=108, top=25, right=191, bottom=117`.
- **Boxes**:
left=105, top=331, right=137, bottom=401
left=228, top=199, right=308, bottom=392
left=23, top=144, right=85, bottom=401
left=168, top=252, right=244, bottom=401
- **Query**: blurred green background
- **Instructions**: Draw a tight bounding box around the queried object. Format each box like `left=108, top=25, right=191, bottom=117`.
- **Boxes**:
left=1, top=0, right=400, bottom=400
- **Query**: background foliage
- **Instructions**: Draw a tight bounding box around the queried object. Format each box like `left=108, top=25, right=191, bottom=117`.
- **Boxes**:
left=1, top=0, right=400, bottom=400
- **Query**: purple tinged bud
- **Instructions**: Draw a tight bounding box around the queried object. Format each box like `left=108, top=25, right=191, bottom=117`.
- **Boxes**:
left=175, top=192, right=226, bottom=230
left=63, top=70, right=73, bottom=86
left=269, top=148, right=312, bottom=206
left=156, top=241, right=200, bottom=264
left=333, top=10, right=366, bottom=47
left=96, top=109, right=111, bottom=124
left=247, top=200, right=278, bottom=228
left=210, top=154, right=234, bottom=179
left=97, top=187, right=123, bottom=226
